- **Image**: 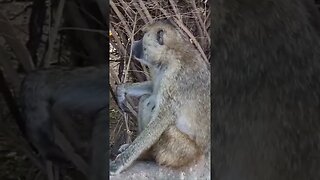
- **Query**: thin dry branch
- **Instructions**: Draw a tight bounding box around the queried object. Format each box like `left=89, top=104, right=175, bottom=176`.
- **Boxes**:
left=0, top=11, right=35, bottom=72
left=169, top=0, right=182, bottom=21
left=110, top=0, right=132, bottom=35
left=137, top=0, right=153, bottom=22
left=110, top=25, right=126, bottom=56
left=123, top=14, right=137, bottom=83
left=43, top=0, right=66, bottom=67
left=54, top=127, right=89, bottom=177
left=121, top=14, right=139, bottom=143
left=0, top=47, right=21, bottom=91
left=133, top=1, right=148, bottom=24
left=59, top=27, right=108, bottom=36
left=191, top=0, right=210, bottom=44
left=118, top=0, right=135, bottom=18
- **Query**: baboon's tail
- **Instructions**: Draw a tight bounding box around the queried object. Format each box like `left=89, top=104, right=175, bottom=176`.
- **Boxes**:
left=20, top=73, right=69, bottom=164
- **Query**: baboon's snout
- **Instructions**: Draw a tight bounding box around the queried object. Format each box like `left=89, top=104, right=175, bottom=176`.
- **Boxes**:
left=131, top=39, right=143, bottom=60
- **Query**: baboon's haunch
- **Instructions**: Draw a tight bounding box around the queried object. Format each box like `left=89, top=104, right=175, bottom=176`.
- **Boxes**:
left=20, top=66, right=108, bottom=180
left=110, top=19, right=210, bottom=175
left=213, top=0, right=320, bottom=180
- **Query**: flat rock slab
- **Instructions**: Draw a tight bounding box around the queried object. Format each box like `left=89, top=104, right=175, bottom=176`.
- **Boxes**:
left=110, top=156, right=210, bottom=180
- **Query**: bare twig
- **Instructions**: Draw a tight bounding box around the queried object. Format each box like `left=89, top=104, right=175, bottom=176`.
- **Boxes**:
left=43, top=0, right=66, bottom=67
left=133, top=1, right=148, bottom=24
left=59, top=27, right=108, bottom=36
left=169, top=0, right=182, bottom=21
left=110, top=25, right=127, bottom=56
left=122, top=14, right=138, bottom=143
left=118, top=0, right=134, bottom=18
left=9, top=4, right=32, bottom=20
left=0, top=47, right=21, bottom=91
left=137, top=0, right=153, bottom=22
left=191, top=0, right=210, bottom=44
left=0, top=12, right=35, bottom=72
left=123, top=15, right=137, bottom=83
left=54, top=127, right=89, bottom=177
left=110, top=0, right=132, bottom=35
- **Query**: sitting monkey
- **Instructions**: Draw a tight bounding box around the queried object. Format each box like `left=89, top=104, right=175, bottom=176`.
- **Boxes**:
left=110, top=19, right=210, bottom=175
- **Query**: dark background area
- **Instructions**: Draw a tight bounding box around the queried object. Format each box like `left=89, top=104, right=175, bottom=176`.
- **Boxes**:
left=0, top=0, right=106, bottom=179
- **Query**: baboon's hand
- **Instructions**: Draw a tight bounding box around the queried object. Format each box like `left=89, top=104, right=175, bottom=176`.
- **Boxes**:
left=109, top=158, right=123, bottom=176
left=116, top=84, right=129, bottom=112
left=118, top=143, right=130, bottom=154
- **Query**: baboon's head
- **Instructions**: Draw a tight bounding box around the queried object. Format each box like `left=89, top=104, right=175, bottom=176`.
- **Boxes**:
left=131, top=19, right=187, bottom=67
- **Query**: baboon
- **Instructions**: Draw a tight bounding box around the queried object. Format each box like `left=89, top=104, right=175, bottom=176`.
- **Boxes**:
left=20, top=65, right=108, bottom=180
left=110, top=19, right=210, bottom=175
left=212, top=0, right=320, bottom=180
left=116, top=70, right=201, bottom=165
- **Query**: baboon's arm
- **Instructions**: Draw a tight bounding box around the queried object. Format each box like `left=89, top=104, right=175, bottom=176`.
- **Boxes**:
left=109, top=104, right=174, bottom=175
left=116, top=81, right=153, bottom=111
left=117, top=81, right=153, bottom=97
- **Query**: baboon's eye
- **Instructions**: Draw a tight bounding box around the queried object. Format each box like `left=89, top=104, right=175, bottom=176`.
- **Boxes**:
left=156, top=29, right=164, bottom=45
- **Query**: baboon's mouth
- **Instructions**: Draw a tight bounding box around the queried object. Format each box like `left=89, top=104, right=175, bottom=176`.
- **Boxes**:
left=131, top=40, right=143, bottom=60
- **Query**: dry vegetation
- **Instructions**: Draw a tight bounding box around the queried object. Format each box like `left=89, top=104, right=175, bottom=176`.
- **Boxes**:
left=109, top=0, right=211, bottom=157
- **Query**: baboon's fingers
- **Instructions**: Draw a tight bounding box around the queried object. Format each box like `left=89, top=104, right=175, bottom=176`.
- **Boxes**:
left=118, top=143, right=130, bottom=153
left=115, top=84, right=128, bottom=112
left=109, top=160, right=120, bottom=175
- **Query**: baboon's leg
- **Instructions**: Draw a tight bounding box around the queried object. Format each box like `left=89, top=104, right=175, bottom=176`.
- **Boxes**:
left=152, top=126, right=201, bottom=168
left=51, top=103, right=86, bottom=154
left=119, top=81, right=153, bottom=97
left=116, top=81, right=152, bottom=111
left=23, top=102, right=67, bottom=163
left=118, top=83, right=202, bottom=166
left=137, top=94, right=155, bottom=133
left=119, top=94, right=154, bottom=161
left=89, top=109, right=107, bottom=180
left=138, top=95, right=201, bottom=166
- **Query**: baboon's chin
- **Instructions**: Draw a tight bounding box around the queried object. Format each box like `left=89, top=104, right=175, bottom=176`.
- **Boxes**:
left=135, top=57, right=151, bottom=66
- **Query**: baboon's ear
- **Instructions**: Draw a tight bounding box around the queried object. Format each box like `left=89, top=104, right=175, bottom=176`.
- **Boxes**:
left=156, top=29, right=164, bottom=45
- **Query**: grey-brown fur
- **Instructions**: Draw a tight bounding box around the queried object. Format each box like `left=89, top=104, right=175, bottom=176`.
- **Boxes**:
left=110, top=19, right=210, bottom=175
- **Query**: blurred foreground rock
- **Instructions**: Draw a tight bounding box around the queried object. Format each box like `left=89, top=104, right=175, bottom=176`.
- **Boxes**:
left=110, top=155, right=210, bottom=180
